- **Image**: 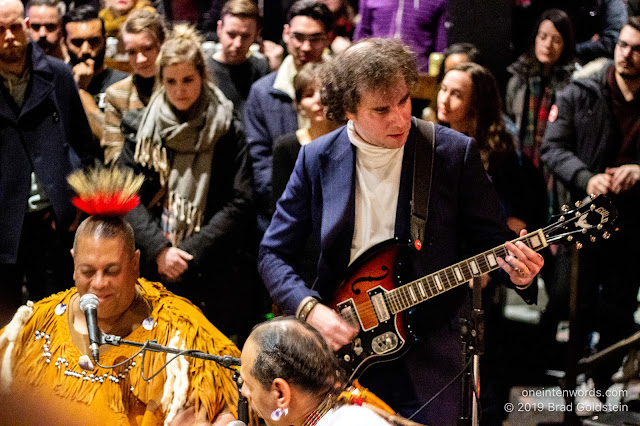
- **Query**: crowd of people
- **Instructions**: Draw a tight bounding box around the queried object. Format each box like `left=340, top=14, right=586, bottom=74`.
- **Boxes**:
left=0, top=0, right=639, bottom=424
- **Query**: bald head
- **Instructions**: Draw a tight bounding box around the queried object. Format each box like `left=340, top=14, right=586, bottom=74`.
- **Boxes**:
left=0, top=0, right=29, bottom=72
left=1, top=0, right=25, bottom=16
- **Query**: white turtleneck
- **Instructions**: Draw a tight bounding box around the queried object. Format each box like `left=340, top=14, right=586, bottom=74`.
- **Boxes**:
left=347, top=120, right=405, bottom=264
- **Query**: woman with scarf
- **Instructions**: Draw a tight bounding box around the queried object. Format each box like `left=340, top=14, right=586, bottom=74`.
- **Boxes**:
left=506, top=8, right=576, bottom=171
left=118, top=24, right=257, bottom=343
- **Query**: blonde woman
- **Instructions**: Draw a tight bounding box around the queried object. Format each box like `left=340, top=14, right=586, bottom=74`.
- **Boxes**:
left=118, top=25, right=256, bottom=340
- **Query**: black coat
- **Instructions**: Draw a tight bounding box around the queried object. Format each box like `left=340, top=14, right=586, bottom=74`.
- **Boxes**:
left=0, top=43, right=99, bottom=263
left=118, top=115, right=255, bottom=280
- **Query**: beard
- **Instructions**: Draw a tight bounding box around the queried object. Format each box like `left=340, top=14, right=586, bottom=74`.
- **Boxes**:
left=0, top=39, right=28, bottom=64
left=615, top=57, right=640, bottom=80
left=36, top=37, right=57, bottom=55
left=68, top=46, right=105, bottom=70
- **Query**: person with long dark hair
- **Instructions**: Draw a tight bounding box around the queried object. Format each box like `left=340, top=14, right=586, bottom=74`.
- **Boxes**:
left=506, top=8, right=576, bottom=170
left=439, top=62, right=548, bottom=233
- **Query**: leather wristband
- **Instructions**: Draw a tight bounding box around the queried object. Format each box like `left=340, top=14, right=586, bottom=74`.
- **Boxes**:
left=298, top=298, right=319, bottom=322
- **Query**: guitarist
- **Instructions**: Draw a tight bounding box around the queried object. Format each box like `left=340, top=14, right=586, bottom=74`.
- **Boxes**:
left=259, top=38, right=544, bottom=425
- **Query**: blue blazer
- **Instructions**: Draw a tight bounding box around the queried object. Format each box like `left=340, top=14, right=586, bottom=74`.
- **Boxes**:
left=259, top=119, right=530, bottom=315
left=244, top=71, right=298, bottom=231
left=259, top=119, right=536, bottom=424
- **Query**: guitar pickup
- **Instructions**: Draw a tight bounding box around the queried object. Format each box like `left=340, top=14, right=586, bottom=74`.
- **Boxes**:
left=371, top=292, right=390, bottom=322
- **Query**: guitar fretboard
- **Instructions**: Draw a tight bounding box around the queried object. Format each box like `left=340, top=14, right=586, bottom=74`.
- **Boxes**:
left=385, top=229, right=548, bottom=315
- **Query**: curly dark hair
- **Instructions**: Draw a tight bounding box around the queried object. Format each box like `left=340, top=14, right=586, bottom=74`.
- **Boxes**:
left=447, top=63, right=514, bottom=166
left=321, top=38, right=418, bottom=123
left=248, top=317, right=344, bottom=394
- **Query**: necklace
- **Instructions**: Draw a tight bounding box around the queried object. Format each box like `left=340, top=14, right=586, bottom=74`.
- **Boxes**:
left=301, top=394, right=336, bottom=426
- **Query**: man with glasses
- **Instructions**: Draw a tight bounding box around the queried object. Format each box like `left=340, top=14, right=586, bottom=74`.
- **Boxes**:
left=63, top=5, right=127, bottom=141
left=244, top=0, right=333, bottom=233
left=26, top=0, right=68, bottom=61
left=0, top=0, right=99, bottom=326
left=541, top=16, right=640, bottom=399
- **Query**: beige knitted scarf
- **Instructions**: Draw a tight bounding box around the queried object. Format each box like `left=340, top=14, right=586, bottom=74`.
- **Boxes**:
left=134, top=82, right=233, bottom=246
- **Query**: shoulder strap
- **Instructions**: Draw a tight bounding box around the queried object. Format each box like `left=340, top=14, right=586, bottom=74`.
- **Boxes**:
left=410, top=119, right=435, bottom=247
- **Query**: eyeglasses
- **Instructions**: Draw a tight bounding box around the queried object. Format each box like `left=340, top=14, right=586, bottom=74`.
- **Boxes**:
left=617, top=39, right=640, bottom=55
left=30, top=23, right=59, bottom=32
left=68, top=36, right=103, bottom=49
left=290, top=32, right=327, bottom=45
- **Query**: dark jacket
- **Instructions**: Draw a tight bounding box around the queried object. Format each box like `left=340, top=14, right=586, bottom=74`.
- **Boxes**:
left=243, top=71, right=298, bottom=232
left=541, top=61, right=620, bottom=196
left=260, top=120, right=537, bottom=315
left=541, top=61, right=640, bottom=233
left=0, top=43, right=99, bottom=263
left=259, top=120, right=537, bottom=424
left=505, top=54, right=574, bottom=140
left=118, top=116, right=255, bottom=279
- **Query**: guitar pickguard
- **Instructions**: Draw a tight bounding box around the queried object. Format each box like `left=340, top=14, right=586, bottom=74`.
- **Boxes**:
left=336, top=283, right=409, bottom=381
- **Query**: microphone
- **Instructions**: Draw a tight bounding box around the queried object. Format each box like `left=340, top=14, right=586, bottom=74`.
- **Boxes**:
left=79, top=293, right=103, bottom=363
left=227, top=421, right=247, bottom=426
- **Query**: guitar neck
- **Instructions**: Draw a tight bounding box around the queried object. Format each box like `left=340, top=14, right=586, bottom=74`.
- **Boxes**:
left=387, top=229, right=548, bottom=315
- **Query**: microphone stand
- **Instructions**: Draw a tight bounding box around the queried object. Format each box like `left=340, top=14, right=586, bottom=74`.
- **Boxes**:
left=102, top=335, right=249, bottom=424
left=459, top=276, right=484, bottom=426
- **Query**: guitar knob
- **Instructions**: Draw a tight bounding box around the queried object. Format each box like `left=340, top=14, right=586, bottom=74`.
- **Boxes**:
left=575, top=200, right=582, bottom=208
left=576, top=242, right=583, bottom=249
left=343, top=354, right=351, bottom=362
left=561, top=204, right=569, bottom=213
left=603, top=231, right=611, bottom=240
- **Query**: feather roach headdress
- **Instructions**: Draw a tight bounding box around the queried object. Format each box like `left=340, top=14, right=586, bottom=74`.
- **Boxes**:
left=67, top=167, right=144, bottom=216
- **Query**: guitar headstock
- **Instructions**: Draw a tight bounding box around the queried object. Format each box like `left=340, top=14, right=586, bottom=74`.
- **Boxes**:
left=544, top=195, right=618, bottom=249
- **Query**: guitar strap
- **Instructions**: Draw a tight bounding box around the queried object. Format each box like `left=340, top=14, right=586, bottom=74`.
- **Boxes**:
left=410, top=119, right=435, bottom=248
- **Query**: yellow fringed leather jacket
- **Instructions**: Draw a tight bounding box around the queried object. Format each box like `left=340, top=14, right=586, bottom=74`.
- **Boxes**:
left=0, top=279, right=239, bottom=425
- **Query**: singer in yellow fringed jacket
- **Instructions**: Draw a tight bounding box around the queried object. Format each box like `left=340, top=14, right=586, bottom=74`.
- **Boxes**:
left=0, top=168, right=240, bottom=425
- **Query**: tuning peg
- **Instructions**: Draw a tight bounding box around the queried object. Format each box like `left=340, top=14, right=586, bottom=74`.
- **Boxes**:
left=575, top=200, right=582, bottom=208
left=590, top=193, right=596, bottom=200
left=603, top=231, right=611, bottom=240
left=561, top=204, right=569, bottom=213
left=590, top=236, right=596, bottom=243
left=559, top=215, right=565, bottom=222
left=576, top=242, right=583, bottom=249
left=567, top=235, right=573, bottom=242
left=597, top=224, right=603, bottom=230
left=590, top=204, right=596, bottom=211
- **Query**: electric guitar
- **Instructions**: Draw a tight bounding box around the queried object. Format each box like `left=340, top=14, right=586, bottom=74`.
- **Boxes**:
left=330, top=195, right=618, bottom=382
